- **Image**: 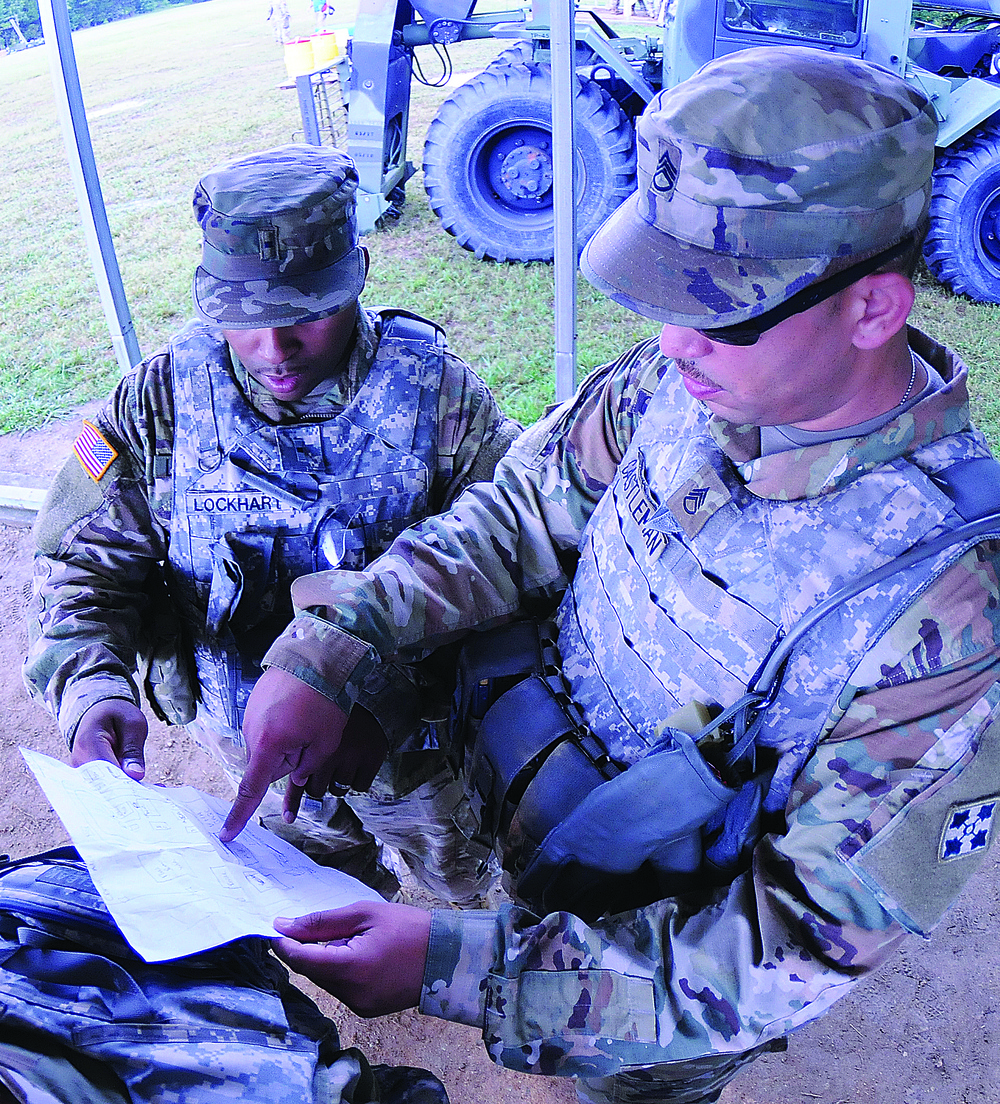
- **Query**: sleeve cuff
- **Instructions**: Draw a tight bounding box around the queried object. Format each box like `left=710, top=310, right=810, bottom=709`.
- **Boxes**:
left=60, top=681, right=139, bottom=749
left=262, top=614, right=380, bottom=713
left=419, top=907, right=499, bottom=1029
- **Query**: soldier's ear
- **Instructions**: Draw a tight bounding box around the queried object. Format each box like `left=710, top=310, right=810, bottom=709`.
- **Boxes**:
left=847, top=272, right=914, bottom=351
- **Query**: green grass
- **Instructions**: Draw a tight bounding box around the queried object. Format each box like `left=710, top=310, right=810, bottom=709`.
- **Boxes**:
left=1, top=0, right=310, bottom=428
left=911, top=273, right=1000, bottom=446
left=1, top=0, right=998, bottom=437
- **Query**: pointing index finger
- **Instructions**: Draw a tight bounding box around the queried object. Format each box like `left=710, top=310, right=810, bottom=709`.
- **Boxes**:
left=219, top=758, right=275, bottom=841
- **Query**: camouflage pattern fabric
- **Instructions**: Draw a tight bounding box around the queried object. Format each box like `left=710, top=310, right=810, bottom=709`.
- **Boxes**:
left=0, top=864, right=448, bottom=1104
left=193, top=144, right=367, bottom=329
left=579, top=46, right=938, bottom=326
left=165, top=311, right=449, bottom=744
left=553, top=336, right=1000, bottom=813
left=573, top=1040, right=785, bottom=1104
left=214, top=735, right=498, bottom=905
left=262, top=329, right=1000, bottom=1097
left=24, top=306, right=519, bottom=904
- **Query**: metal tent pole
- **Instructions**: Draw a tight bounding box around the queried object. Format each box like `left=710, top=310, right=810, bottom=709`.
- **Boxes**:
left=38, top=0, right=140, bottom=374
left=550, top=0, right=577, bottom=403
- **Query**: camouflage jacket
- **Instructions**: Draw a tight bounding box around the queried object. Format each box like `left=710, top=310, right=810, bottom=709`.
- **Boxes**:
left=24, top=307, right=519, bottom=746
left=263, top=328, right=1000, bottom=1077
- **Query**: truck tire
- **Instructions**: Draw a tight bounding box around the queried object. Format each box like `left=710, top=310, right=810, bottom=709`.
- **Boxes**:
left=925, top=123, right=1000, bottom=304
left=422, top=62, right=636, bottom=262
left=484, top=40, right=534, bottom=71
left=484, top=42, right=600, bottom=73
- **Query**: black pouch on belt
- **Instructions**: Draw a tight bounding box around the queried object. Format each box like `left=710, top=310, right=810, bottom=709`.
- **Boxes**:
left=452, top=620, right=612, bottom=858
left=451, top=620, right=764, bottom=920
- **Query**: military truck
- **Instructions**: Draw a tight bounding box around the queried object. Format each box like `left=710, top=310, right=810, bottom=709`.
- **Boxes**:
left=338, top=0, right=1000, bottom=302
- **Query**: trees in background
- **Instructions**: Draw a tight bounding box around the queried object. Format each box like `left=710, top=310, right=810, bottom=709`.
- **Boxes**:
left=1, top=0, right=201, bottom=47
left=1, top=0, right=41, bottom=45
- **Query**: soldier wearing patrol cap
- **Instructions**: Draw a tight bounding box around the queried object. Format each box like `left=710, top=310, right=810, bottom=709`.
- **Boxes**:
left=235, top=48, right=1000, bottom=1104
left=24, top=143, right=519, bottom=905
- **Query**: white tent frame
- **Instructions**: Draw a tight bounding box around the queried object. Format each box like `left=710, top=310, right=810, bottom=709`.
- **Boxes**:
left=38, top=0, right=140, bottom=375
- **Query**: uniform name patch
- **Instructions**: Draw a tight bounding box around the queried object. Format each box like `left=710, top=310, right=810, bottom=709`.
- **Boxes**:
left=73, top=420, right=118, bottom=482
left=188, top=492, right=286, bottom=515
left=618, top=452, right=669, bottom=559
left=939, top=799, right=997, bottom=861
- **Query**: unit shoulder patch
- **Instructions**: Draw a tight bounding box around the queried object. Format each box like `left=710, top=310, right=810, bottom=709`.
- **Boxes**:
left=73, top=421, right=118, bottom=482
left=846, top=723, right=1000, bottom=935
left=939, top=799, right=997, bottom=861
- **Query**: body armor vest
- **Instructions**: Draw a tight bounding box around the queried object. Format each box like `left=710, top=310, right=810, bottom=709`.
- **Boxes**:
left=165, top=314, right=445, bottom=738
left=458, top=373, right=1000, bottom=918
left=555, top=373, right=996, bottom=816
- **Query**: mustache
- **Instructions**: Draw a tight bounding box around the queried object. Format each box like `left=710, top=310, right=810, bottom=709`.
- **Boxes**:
left=675, top=359, right=715, bottom=386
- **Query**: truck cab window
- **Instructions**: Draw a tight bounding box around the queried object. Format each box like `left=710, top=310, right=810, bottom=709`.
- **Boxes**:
left=723, top=0, right=861, bottom=46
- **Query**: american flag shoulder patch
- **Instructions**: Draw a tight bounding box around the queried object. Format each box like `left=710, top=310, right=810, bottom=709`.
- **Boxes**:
left=73, top=420, right=118, bottom=482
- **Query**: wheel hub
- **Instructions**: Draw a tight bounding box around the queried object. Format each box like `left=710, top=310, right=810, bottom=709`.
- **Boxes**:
left=979, top=188, right=1000, bottom=266
left=482, top=128, right=555, bottom=210
left=498, top=143, right=554, bottom=202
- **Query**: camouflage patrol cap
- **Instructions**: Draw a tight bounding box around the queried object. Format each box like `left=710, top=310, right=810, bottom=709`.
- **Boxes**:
left=580, top=46, right=939, bottom=327
left=192, top=144, right=366, bottom=329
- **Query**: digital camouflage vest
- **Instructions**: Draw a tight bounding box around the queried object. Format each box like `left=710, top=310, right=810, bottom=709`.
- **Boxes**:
left=165, top=316, right=445, bottom=741
left=555, top=373, right=998, bottom=822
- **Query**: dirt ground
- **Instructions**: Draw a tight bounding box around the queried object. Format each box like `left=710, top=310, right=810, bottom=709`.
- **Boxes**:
left=1, top=407, right=999, bottom=1104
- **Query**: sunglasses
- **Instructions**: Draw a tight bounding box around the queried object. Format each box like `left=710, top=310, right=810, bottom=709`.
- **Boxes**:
left=694, top=236, right=914, bottom=347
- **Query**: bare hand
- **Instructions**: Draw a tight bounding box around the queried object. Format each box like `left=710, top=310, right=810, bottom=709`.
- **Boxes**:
left=279, top=699, right=389, bottom=826
left=272, top=901, right=431, bottom=1017
left=219, top=668, right=386, bottom=841
left=71, top=699, right=148, bottom=780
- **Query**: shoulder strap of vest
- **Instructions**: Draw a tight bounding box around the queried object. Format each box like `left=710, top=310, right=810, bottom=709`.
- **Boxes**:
left=369, top=306, right=446, bottom=351
left=931, top=456, right=1000, bottom=522
left=168, top=322, right=225, bottom=467
left=722, top=457, right=1000, bottom=774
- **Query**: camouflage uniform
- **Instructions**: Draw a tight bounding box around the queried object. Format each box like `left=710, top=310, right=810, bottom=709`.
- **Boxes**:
left=0, top=852, right=448, bottom=1104
left=256, top=52, right=1000, bottom=1103
left=25, top=143, right=519, bottom=904
left=262, top=328, right=1000, bottom=1088
left=24, top=303, right=517, bottom=902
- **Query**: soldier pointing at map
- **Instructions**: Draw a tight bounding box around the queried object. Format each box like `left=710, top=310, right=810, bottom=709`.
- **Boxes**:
left=225, top=48, right=1000, bottom=1104
left=24, top=142, right=519, bottom=906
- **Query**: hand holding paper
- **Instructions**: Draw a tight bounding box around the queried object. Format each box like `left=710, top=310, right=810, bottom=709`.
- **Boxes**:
left=20, top=748, right=383, bottom=962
